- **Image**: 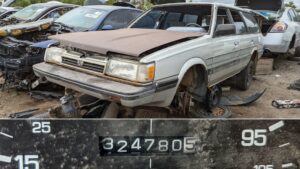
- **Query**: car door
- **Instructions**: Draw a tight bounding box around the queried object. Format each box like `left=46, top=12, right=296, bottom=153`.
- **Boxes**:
left=210, top=7, right=240, bottom=85
left=234, top=10, right=259, bottom=70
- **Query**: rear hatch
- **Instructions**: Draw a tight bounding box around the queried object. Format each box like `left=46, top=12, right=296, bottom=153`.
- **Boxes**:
left=235, top=0, right=283, bottom=12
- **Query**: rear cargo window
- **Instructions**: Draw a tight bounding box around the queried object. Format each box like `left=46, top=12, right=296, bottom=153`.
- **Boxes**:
left=241, top=12, right=260, bottom=33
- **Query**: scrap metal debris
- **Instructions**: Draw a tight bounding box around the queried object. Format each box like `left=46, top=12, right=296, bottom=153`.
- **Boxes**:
left=9, top=108, right=39, bottom=118
left=288, top=79, right=300, bottom=91
left=30, top=90, right=63, bottom=100
left=272, top=99, right=300, bottom=109
left=220, top=89, right=266, bottom=106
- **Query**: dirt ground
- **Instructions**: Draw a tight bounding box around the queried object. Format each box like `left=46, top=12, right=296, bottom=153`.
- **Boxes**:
left=0, top=56, right=299, bottom=118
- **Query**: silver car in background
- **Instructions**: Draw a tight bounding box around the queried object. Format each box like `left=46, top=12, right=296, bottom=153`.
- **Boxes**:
left=236, top=0, right=300, bottom=56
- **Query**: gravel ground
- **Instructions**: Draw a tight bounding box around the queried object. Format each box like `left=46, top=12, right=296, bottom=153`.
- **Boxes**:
left=0, top=56, right=299, bottom=118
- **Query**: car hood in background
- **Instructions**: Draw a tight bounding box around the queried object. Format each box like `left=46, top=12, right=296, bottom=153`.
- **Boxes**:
left=235, top=0, right=283, bottom=12
left=49, top=29, right=204, bottom=57
left=0, top=18, right=53, bottom=37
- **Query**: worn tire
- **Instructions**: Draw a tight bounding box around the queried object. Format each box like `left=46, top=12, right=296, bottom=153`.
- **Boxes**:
left=295, top=46, right=300, bottom=57
left=236, top=60, right=255, bottom=91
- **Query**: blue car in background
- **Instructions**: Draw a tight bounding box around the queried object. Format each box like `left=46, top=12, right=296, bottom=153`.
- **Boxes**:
left=0, top=5, right=142, bottom=90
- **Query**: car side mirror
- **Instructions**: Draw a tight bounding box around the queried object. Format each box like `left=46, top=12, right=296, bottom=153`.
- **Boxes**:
left=214, top=24, right=236, bottom=37
left=102, top=25, right=113, bottom=30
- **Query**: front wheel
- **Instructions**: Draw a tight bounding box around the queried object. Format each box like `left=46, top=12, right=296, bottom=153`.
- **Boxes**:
left=236, top=60, right=255, bottom=91
left=294, top=46, right=300, bottom=57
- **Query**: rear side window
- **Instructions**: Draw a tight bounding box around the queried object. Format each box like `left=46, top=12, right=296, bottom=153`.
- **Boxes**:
left=103, top=10, right=141, bottom=29
left=214, top=8, right=235, bottom=37
left=289, top=9, right=300, bottom=22
left=242, top=12, right=260, bottom=33
left=230, top=10, right=247, bottom=35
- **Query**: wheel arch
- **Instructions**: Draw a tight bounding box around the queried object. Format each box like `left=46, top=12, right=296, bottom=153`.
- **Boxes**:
left=174, top=58, right=209, bottom=103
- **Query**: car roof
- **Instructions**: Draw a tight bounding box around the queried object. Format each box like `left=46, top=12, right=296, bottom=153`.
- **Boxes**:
left=83, top=5, right=142, bottom=12
left=0, top=6, right=18, bottom=12
left=154, top=2, right=250, bottom=12
left=31, top=1, right=77, bottom=8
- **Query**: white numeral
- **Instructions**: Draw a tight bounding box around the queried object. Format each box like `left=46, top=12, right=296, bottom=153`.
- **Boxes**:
left=242, top=129, right=267, bottom=147
left=14, top=155, right=39, bottom=169
left=117, top=140, right=128, bottom=153
left=254, top=165, right=273, bottom=169
left=131, top=138, right=141, bottom=150
left=172, top=139, right=182, bottom=152
left=184, top=137, right=198, bottom=153
left=145, top=139, right=155, bottom=151
left=102, top=138, right=113, bottom=150
left=158, top=140, right=168, bottom=152
left=32, top=122, right=51, bottom=134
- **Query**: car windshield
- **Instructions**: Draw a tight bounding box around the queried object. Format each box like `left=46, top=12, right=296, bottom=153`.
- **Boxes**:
left=55, top=7, right=106, bottom=31
left=7, top=4, right=48, bottom=20
left=130, top=5, right=212, bottom=32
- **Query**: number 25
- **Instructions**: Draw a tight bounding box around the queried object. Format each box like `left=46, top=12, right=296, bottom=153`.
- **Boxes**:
left=32, top=122, right=51, bottom=134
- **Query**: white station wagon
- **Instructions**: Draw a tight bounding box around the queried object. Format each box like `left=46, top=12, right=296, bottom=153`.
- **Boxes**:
left=33, top=3, right=264, bottom=115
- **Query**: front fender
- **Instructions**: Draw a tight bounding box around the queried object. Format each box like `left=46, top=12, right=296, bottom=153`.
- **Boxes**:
left=159, top=58, right=208, bottom=107
left=177, top=58, right=208, bottom=85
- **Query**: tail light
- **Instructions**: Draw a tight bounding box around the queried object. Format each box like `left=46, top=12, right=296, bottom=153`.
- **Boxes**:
left=269, top=22, right=288, bottom=33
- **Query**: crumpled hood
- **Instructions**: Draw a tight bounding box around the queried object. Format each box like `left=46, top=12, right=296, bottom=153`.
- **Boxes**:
left=49, top=28, right=204, bottom=57
left=0, top=18, right=53, bottom=38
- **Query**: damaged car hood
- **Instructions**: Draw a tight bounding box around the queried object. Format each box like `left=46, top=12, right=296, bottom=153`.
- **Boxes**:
left=0, top=18, right=53, bottom=37
left=49, top=29, right=204, bottom=57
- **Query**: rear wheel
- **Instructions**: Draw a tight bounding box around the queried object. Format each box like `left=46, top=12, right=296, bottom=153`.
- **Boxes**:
left=236, top=60, right=255, bottom=91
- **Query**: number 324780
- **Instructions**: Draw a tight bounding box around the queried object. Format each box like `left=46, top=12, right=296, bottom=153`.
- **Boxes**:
left=99, top=137, right=199, bottom=156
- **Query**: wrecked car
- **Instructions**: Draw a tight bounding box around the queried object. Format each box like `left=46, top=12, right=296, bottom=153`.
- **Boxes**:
left=33, top=3, right=264, bottom=117
left=236, top=0, right=300, bottom=56
left=0, top=5, right=142, bottom=89
left=0, top=7, right=18, bottom=19
left=0, top=1, right=77, bottom=26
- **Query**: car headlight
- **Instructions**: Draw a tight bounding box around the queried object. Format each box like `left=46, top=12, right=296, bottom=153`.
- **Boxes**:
left=106, top=58, right=155, bottom=83
left=44, top=47, right=65, bottom=64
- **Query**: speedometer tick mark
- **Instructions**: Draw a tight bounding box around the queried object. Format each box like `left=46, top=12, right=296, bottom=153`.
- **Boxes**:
left=0, top=155, right=12, bottom=163
left=0, top=132, right=13, bottom=139
left=278, top=142, right=290, bottom=148
left=269, top=121, right=284, bottom=132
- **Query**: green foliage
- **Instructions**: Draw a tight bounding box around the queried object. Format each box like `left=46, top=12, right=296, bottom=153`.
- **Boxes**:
left=285, top=1, right=297, bottom=9
left=11, top=0, right=85, bottom=7
left=11, top=0, right=154, bottom=9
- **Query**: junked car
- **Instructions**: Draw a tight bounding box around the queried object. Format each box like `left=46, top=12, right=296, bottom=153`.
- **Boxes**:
left=0, top=5, right=142, bottom=90
left=236, top=0, right=300, bottom=56
left=33, top=3, right=264, bottom=117
left=0, top=7, right=18, bottom=19
left=0, top=1, right=77, bottom=26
